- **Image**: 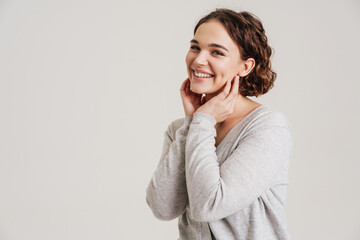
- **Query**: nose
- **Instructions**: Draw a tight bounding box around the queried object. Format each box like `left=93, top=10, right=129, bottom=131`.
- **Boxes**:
left=193, top=51, right=208, bottom=66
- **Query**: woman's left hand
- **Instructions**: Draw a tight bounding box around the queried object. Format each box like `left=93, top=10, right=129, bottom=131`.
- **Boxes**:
left=195, top=75, right=240, bottom=123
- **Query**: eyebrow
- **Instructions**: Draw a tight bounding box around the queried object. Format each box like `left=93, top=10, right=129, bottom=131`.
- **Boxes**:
left=190, top=39, right=229, bottom=52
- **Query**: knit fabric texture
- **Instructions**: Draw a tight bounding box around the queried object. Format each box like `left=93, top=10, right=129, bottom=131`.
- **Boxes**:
left=146, top=105, right=293, bottom=240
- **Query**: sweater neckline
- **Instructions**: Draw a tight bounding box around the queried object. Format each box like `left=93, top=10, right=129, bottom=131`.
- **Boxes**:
left=215, top=104, right=267, bottom=150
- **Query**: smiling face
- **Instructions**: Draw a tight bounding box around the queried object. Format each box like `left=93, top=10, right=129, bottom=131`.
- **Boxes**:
left=185, top=20, right=245, bottom=95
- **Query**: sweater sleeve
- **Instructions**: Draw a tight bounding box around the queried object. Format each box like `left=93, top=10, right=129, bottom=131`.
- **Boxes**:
left=185, top=112, right=292, bottom=222
left=146, top=116, right=192, bottom=221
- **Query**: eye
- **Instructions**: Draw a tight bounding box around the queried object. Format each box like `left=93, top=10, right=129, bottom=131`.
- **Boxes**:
left=190, top=45, right=200, bottom=51
left=212, top=50, right=224, bottom=56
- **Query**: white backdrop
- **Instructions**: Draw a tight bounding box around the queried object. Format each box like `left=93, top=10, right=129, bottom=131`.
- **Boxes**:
left=0, top=0, right=359, bottom=239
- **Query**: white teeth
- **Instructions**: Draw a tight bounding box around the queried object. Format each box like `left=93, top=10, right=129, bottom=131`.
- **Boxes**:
left=194, top=71, right=213, bottom=78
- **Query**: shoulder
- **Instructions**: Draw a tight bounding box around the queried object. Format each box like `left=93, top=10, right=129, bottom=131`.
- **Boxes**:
left=241, top=106, right=294, bottom=152
left=244, top=105, right=292, bottom=133
left=164, top=117, right=188, bottom=139
left=169, top=117, right=186, bottom=130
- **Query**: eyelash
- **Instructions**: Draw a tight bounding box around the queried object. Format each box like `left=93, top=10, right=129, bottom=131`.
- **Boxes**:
left=212, top=50, right=224, bottom=56
left=190, top=46, right=224, bottom=56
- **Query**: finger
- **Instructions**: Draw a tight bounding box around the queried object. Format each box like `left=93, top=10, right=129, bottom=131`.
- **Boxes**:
left=181, top=79, right=191, bottom=98
left=185, top=81, right=190, bottom=95
left=230, top=75, right=240, bottom=96
left=187, top=81, right=193, bottom=95
left=187, top=81, right=199, bottom=96
left=187, top=81, right=199, bottom=97
left=220, top=79, right=232, bottom=99
left=226, top=76, right=240, bottom=103
left=180, top=78, right=188, bottom=92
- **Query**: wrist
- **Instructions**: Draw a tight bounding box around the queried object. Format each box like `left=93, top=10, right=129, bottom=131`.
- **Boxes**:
left=193, top=112, right=217, bottom=126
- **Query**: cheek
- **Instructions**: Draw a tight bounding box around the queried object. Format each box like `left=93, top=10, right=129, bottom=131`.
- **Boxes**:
left=209, top=62, right=225, bottom=77
left=213, top=61, right=238, bottom=77
left=185, top=51, right=193, bottom=66
left=185, top=53, right=193, bottom=78
left=211, top=63, right=237, bottom=85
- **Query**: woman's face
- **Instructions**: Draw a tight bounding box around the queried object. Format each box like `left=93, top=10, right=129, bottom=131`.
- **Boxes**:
left=185, top=20, right=245, bottom=95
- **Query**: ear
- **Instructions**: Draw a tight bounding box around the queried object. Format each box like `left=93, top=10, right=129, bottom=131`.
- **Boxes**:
left=238, top=58, right=255, bottom=77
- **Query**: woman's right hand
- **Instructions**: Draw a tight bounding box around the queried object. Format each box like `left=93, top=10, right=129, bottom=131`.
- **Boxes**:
left=180, top=78, right=206, bottom=117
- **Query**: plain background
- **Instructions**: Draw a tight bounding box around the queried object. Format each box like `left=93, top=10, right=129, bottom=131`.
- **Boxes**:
left=0, top=0, right=359, bottom=239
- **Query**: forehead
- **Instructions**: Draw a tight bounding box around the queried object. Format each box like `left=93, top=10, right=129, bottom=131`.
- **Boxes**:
left=194, top=20, right=238, bottom=51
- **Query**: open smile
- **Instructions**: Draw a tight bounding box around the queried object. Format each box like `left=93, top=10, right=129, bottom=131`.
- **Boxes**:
left=192, top=69, right=215, bottom=79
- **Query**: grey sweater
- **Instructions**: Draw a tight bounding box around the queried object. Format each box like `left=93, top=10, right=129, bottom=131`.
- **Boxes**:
left=146, top=105, right=293, bottom=240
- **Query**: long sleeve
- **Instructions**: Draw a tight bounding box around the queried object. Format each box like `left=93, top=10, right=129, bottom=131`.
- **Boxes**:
left=185, top=112, right=293, bottom=222
left=146, top=116, right=192, bottom=221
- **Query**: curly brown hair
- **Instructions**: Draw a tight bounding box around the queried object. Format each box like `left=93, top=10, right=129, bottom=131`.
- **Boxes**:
left=194, top=8, right=277, bottom=97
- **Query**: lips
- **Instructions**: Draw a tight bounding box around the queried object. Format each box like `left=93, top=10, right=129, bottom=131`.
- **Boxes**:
left=192, top=68, right=215, bottom=78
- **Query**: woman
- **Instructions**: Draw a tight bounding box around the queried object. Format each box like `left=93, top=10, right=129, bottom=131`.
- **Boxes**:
left=146, top=8, right=293, bottom=240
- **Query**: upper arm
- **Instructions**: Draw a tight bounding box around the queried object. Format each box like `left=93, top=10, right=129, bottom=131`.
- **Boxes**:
left=185, top=111, right=293, bottom=222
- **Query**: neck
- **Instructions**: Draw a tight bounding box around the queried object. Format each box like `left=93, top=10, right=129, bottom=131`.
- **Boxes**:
left=205, top=93, right=260, bottom=125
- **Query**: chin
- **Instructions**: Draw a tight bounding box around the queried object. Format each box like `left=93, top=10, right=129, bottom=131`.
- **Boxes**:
left=189, top=81, right=204, bottom=93
left=189, top=76, right=219, bottom=95
left=190, top=85, right=213, bottom=95
left=189, top=86, right=203, bottom=94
